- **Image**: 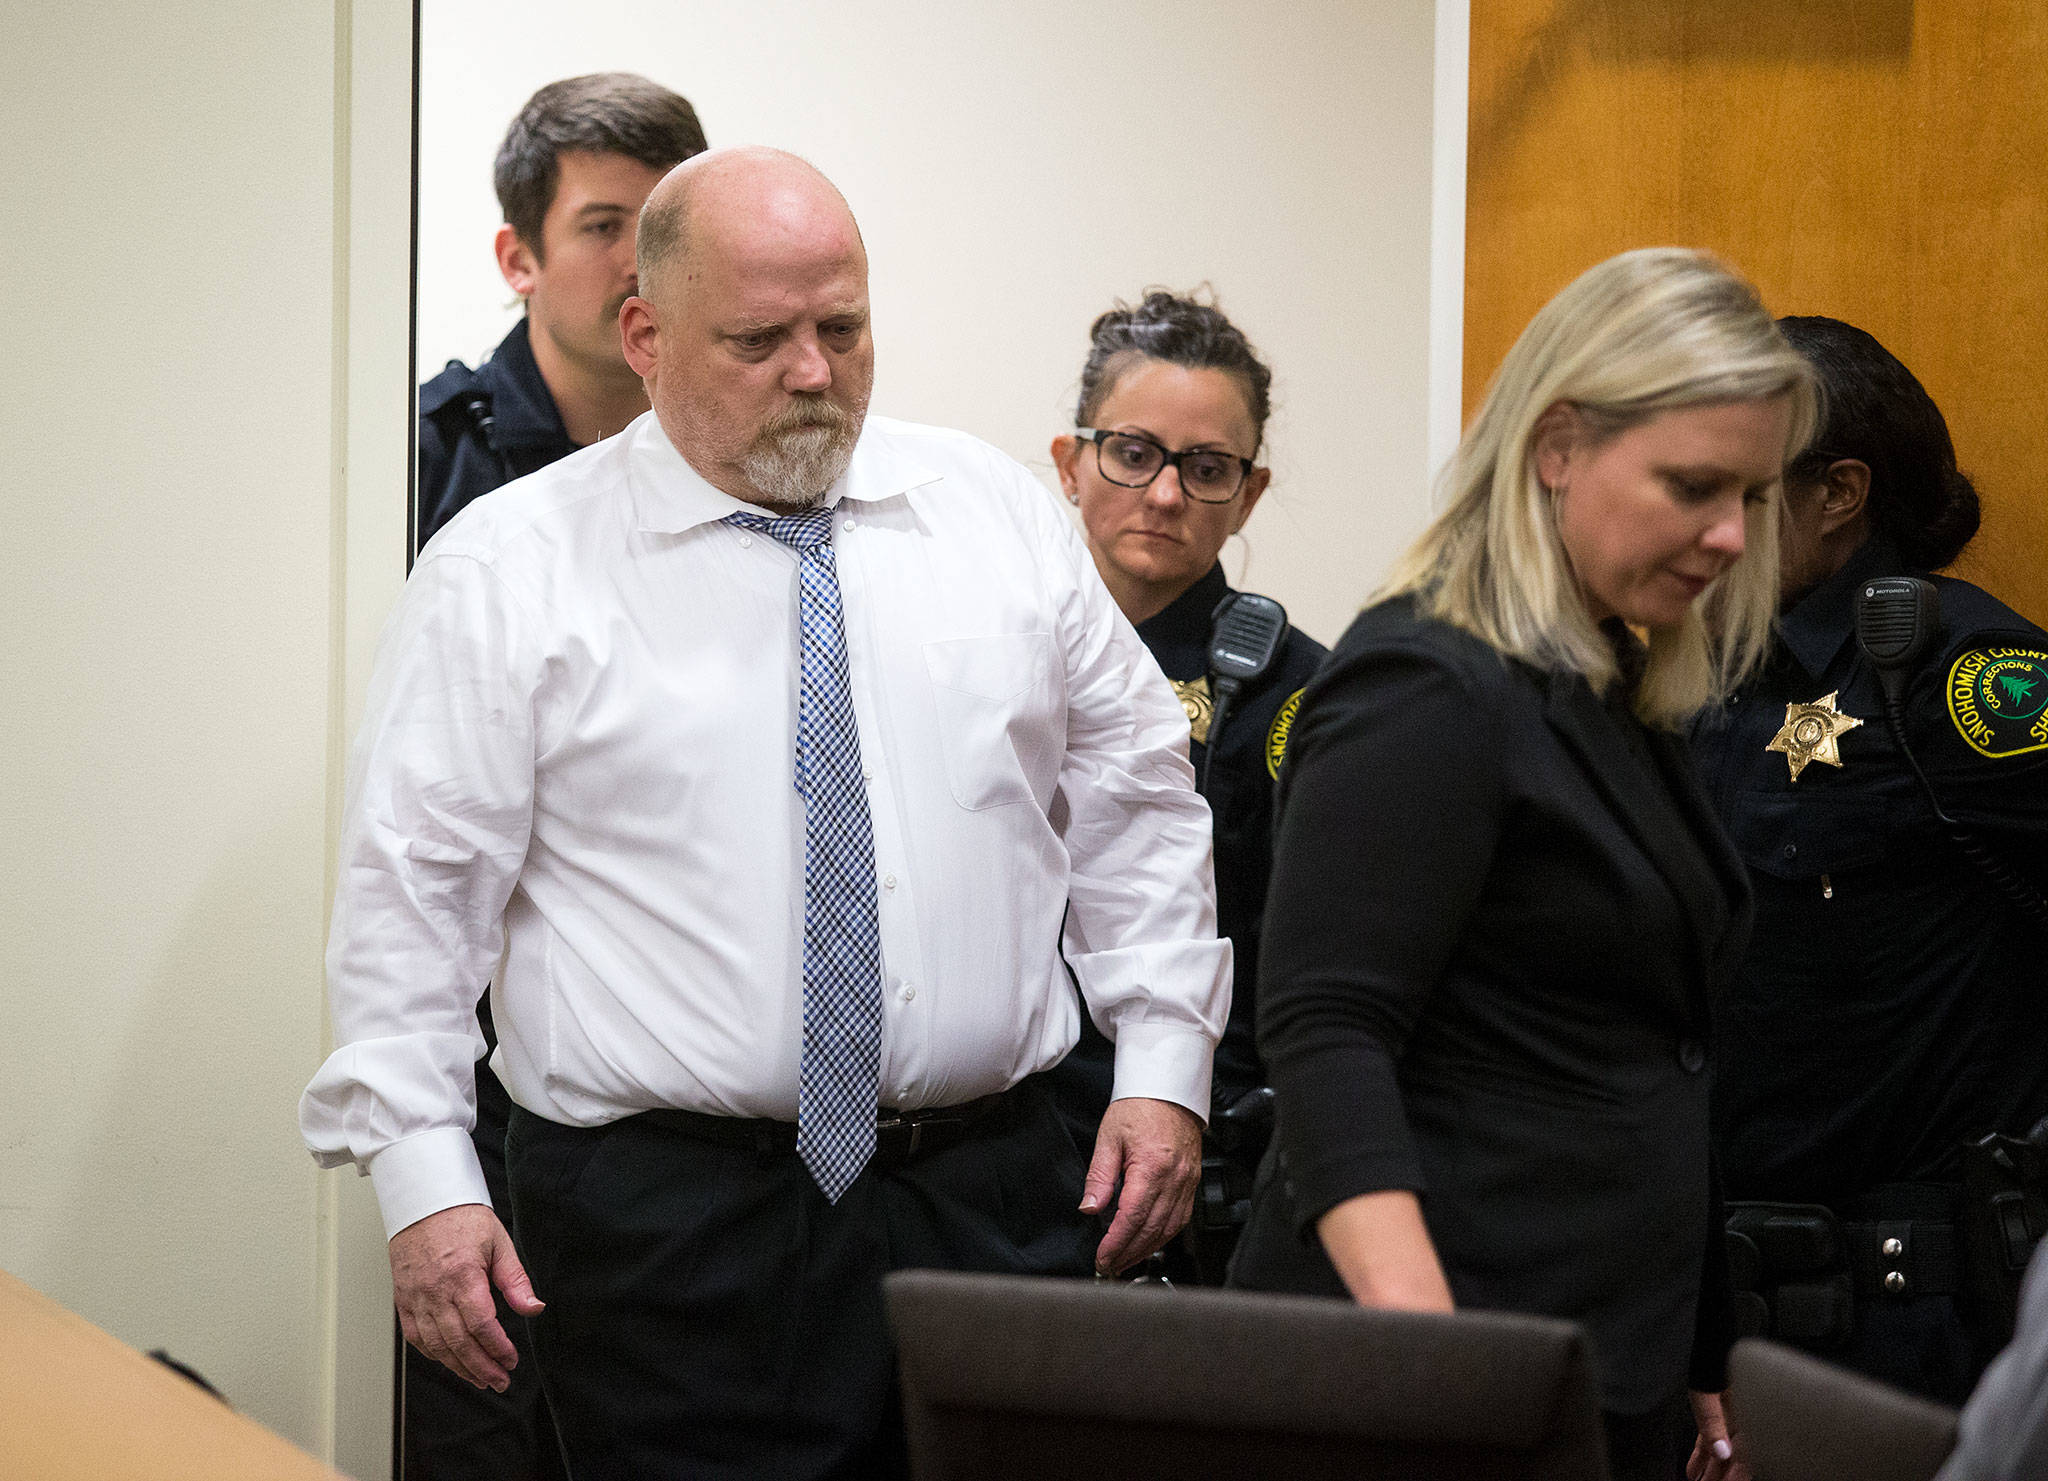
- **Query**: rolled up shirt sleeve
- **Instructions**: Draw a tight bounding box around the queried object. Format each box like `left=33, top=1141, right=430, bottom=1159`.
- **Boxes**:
left=1021, top=459, right=1231, bottom=1121
left=299, top=550, right=540, bottom=1238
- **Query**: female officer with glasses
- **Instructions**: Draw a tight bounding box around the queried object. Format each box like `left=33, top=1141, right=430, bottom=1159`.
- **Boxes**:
left=1046, top=289, right=1325, bottom=1278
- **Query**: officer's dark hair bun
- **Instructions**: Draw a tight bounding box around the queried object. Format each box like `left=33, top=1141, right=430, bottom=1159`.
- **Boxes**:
left=1077, top=288, right=1274, bottom=453
left=1919, top=465, right=1984, bottom=571
left=1779, top=315, right=1981, bottom=571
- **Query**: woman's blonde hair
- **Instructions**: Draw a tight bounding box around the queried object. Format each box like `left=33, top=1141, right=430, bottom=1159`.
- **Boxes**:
left=1381, top=247, right=1818, bottom=728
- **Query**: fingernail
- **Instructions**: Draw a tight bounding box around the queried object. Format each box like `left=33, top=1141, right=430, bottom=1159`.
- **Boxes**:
left=1713, top=1439, right=1732, bottom=1461
left=1078, top=1198, right=1098, bottom=1213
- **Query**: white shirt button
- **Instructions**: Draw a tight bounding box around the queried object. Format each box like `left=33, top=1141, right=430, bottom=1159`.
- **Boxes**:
left=737, top=534, right=753, bottom=549
left=900, top=982, right=917, bottom=1002
left=862, top=767, right=874, bottom=782
left=883, top=873, right=897, bottom=891
left=842, top=518, right=857, bottom=532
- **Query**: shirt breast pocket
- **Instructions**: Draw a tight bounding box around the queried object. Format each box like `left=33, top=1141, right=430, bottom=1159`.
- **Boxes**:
left=921, top=633, right=1060, bottom=811
left=1731, top=783, right=1901, bottom=878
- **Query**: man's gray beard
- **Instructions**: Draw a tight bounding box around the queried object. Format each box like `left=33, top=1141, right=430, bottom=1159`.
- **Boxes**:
left=741, top=419, right=860, bottom=510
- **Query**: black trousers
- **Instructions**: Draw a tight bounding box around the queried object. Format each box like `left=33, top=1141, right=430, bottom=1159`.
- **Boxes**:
left=505, top=1077, right=1094, bottom=1481
left=402, top=1056, right=567, bottom=1481
left=1601, top=1394, right=1698, bottom=1481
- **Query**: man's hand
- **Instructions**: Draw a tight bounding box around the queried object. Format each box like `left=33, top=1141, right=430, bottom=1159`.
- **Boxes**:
left=1080, top=1096, right=1204, bottom=1275
left=388, top=1203, right=543, bottom=1392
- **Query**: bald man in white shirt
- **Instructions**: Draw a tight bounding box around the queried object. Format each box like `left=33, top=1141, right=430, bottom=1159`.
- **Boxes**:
left=301, top=147, right=1228, bottom=1478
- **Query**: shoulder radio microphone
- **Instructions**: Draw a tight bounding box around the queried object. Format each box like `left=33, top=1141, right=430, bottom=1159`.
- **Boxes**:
left=1201, top=592, right=1288, bottom=795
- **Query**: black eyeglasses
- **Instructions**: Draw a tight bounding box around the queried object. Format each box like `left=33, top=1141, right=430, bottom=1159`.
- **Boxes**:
left=1076, top=428, right=1257, bottom=504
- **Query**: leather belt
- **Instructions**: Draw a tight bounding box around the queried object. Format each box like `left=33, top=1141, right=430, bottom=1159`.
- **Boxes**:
left=636, top=1088, right=1016, bottom=1171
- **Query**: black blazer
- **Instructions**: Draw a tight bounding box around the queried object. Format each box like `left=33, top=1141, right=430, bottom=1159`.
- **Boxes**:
left=1229, top=596, right=1751, bottom=1415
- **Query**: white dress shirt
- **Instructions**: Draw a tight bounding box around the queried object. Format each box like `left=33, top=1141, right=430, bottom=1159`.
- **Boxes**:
left=1937, top=1240, right=2048, bottom=1481
left=300, top=412, right=1231, bottom=1238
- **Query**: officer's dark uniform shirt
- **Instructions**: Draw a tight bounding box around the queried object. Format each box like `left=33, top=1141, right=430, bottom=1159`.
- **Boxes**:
left=1056, top=562, right=1327, bottom=1118
left=417, top=316, right=580, bottom=551
left=1690, top=536, right=2048, bottom=1210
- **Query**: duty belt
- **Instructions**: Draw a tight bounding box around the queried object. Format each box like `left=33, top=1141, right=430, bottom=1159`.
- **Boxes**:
left=1726, top=1185, right=1963, bottom=1349
left=1841, top=1182, right=1963, bottom=1301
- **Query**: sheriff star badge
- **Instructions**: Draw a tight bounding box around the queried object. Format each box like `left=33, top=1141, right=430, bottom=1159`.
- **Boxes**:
left=1766, top=690, right=1864, bottom=781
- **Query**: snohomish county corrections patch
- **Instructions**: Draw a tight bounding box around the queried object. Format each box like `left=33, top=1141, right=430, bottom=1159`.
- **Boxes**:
left=1266, top=687, right=1306, bottom=779
left=1948, top=646, right=2048, bottom=758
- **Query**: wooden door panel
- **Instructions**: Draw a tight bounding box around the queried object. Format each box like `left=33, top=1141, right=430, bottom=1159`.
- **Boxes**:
left=1467, top=0, right=2046, bottom=623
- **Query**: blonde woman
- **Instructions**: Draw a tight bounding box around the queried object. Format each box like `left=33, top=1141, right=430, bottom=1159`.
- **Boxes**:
left=1229, top=249, right=1817, bottom=1481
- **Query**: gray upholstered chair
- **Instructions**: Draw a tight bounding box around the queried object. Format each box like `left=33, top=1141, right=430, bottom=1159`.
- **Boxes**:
left=1730, top=1337, right=1959, bottom=1481
left=884, top=1270, right=1610, bottom=1480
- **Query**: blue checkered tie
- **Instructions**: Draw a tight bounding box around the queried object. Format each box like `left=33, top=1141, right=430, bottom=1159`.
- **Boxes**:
left=727, top=507, right=883, bottom=1202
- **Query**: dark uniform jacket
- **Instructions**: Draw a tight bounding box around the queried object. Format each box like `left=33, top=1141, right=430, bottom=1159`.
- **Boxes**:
left=416, top=317, right=579, bottom=553
left=1691, top=538, right=2048, bottom=1208
left=1231, top=595, right=1748, bottom=1415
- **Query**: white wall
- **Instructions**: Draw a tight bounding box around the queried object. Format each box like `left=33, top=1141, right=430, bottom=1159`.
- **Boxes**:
left=419, top=0, right=1449, bottom=645
left=0, top=3, right=408, bottom=1474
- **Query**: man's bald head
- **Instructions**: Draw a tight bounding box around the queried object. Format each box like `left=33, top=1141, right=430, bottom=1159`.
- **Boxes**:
left=636, top=146, right=862, bottom=304
left=618, top=147, right=875, bottom=510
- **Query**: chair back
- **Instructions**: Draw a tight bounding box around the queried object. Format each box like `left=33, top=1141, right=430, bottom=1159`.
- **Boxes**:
left=1730, top=1337, right=1958, bottom=1481
left=885, top=1270, right=1610, bottom=1481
